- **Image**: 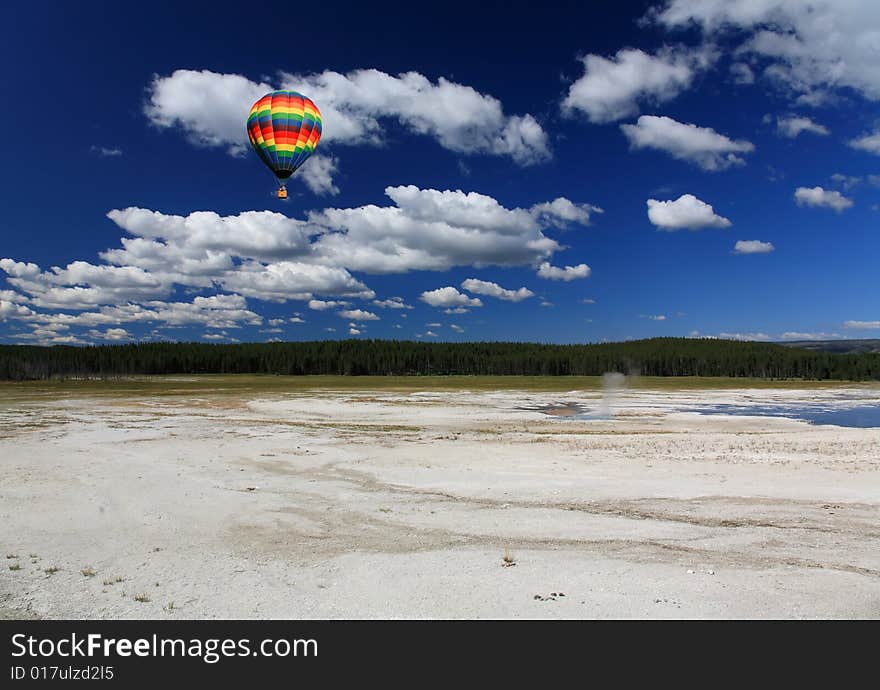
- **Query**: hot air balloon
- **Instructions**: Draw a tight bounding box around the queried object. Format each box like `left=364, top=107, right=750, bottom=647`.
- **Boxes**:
left=246, top=90, right=323, bottom=200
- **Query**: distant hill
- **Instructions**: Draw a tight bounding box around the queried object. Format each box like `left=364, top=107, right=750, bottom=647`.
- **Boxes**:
left=1, top=337, right=879, bottom=381
left=778, top=339, right=880, bottom=354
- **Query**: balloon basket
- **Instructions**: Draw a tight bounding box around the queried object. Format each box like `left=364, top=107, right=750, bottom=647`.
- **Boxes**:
left=277, top=187, right=288, bottom=200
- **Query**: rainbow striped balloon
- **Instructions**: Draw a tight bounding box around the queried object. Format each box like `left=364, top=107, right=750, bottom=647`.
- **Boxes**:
left=246, top=90, right=322, bottom=181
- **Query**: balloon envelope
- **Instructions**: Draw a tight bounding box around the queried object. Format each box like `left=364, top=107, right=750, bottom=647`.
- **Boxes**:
left=246, top=90, right=322, bottom=180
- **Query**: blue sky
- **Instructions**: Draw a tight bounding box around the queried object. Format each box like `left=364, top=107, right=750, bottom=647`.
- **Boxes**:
left=1, top=0, right=879, bottom=345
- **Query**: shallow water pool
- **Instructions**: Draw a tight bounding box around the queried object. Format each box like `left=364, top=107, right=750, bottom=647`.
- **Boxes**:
left=686, top=403, right=880, bottom=428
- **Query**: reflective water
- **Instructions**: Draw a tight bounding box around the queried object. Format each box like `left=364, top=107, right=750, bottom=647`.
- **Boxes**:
left=686, top=403, right=880, bottom=428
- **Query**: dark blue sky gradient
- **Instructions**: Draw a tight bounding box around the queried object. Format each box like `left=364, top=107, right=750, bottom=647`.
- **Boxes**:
left=1, top=0, right=878, bottom=344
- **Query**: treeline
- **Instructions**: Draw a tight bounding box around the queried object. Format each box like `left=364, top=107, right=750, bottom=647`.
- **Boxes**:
left=1, top=338, right=879, bottom=381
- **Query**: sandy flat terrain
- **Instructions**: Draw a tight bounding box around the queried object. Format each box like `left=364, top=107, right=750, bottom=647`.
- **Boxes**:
left=1, top=380, right=879, bottom=619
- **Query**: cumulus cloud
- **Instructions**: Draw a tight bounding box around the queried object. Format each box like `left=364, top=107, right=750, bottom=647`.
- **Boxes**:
left=300, top=155, right=340, bottom=196
left=848, top=129, right=880, bottom=155
left=620, top=115, right=754, bottom=171
left=733, top=240, right=775, bottom=254
left=0, top=259, right=170, bottom=309
left=337, top=309, right=379, bottom=321
left=651, top=1, right=880, bottom=105
left=308, top=186, right=588, bottom=273
left=450, top=324, right=464, bottom=333
left=308, top=299, right=350, bottom=310
left=88, top=327, right=131, bottom=341
left=373, top=297, right=413, bottom=309
left=562, top=46, right=714, bottom=123
left=1, top=294, right=264, bottom=337
left=3, top=184, right=599, bottom=339
left=536, top=262, right=591, bottom=281
left=794, top=186, right=853, bottom=212
left=102, top=185, right=593, bottom=286
left=530, top=197, right=603, bottom=227
left=220, top=261, right=373, bottom=302
left=460, top=278, right=534, bottom=302
left=774, top=115, right=829, bottom=138
left=145, top=68, right=551, bottom=171
left=647, top=194, right=731, bottom=230
left=420, top=287, right=482, bottom=308
left=202, top=331, right=240, bottom=342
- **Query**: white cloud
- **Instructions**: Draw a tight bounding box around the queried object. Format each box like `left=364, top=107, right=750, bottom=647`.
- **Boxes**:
left=106, top=207, right=314, bottom=262
left=734, top=239, right=775, bottom=254
left=848, top=129, right=880, bottom=155
left=717, top=332, right=771, bottom=341
left=420, top=287, right=482, bottom=308
left=443, top=307, right=470, bottom=315
left=562, top=46, right=714, bottom=123
left=647, top=194, right=731, bottom=230
left=4, top=295, right=263, bottom=332
left=642, top=314, right=667, bottom=321
left=729, top=62, right=755, bottom=85
left=775, top=115, right=829, bottom=138
left=348, top=327, right=362, bottom=335
left=220, top=261, right=373, bottom=302
left=1, top=258, right=170, bottom=309
left=87, top=327, right=131, bottom=341
left=308, top=299, right=350, bottom=310
left=780, top=331, right=840, bottom=340
left=145, top=70, right=269, bottom=156
left=450, top=324, right=464, bottom=333
left=0, top=300, right=37, bottom=320
left=309, top=186, right=579, bottom=273
left=289, top=317, right=305, bottom=324
left=794, top=186, right=853, bottom=212
left=145, top=68, right=550, bottom=167
left=337, top=309, right=379, bottom=321
left=844, top=320, right=880, bottom=329
left=300, top=155, right=340, bottom=196
left=530, top=197, right=603, bottom=227
left=621, top=115, right=754, bottom=171
left=536, top=262, right=591, bottom=281
left=95, top=186, right=599, bottom=299
left=202, top=331, right=240, bottom=342
left=423, top=331, right=438, bottom=338
left=90, top=146, right=123, bottom=157
left=373, top=296, right=413, bottom=309
left=460, top=278, right=534, bottom=302
left=3, top=184, right=601, bottom=337
left=830, top=173, right=864, bottom=190
left=652, top=1, right=880, bottom=104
